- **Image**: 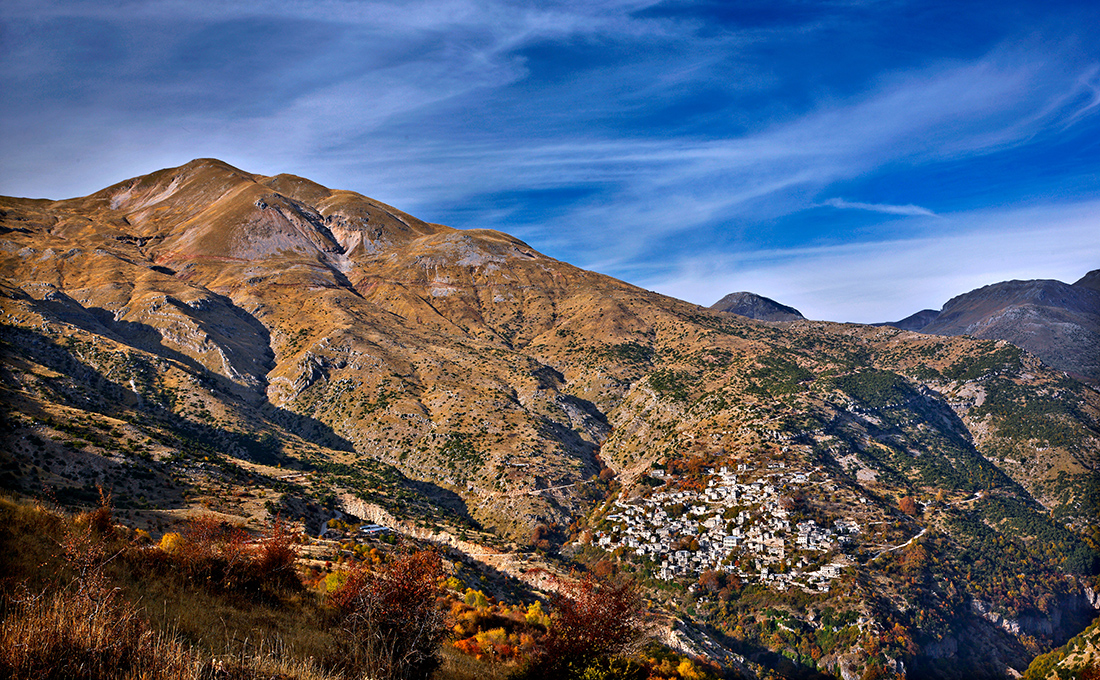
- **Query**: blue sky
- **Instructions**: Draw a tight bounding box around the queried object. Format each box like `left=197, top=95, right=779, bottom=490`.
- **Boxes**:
left=2, top=0, right=1099, bottom=322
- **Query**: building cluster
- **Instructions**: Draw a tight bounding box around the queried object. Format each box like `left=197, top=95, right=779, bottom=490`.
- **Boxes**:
left=595, top=465, right=859, bottom=592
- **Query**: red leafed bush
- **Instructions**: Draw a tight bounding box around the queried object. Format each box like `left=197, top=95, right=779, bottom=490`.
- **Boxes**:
left=253, top=516, right=299, bottom=588
left=546, top=574, right=645, bottom=661
left=515, top=573, right=646, bottom=679
left=155, top=514, right=300, bottom=596
left=330, top=550, right=447, bottom=680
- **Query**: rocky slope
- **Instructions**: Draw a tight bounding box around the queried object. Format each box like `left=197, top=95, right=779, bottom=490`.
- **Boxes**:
left=880, top=273, right=1100, bottom=384
left=2, top=159, right=1098, bottom=679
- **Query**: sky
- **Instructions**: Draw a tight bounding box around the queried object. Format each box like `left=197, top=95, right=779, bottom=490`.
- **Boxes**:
left=2, top=0, right=1099, bottom=322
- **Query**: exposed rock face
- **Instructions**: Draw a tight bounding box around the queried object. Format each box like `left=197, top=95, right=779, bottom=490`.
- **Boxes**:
left=709, top=291, right=804, bottom=321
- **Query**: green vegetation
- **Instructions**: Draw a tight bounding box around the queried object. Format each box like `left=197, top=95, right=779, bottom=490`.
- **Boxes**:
left=832, top=370, right=912, bottom=408
left=647, top=369, right=694, bottom=402
left=972, top=378, right=1094, bottom=452
left=438, top=432, right=483, bottom=468
left=745, top=354, right=812, bottom=396
left=941, top=344, right=1023, bottom=382
left=602, top=342, right=654, bottom=366
left=978, top=496, right=1100, bottom=576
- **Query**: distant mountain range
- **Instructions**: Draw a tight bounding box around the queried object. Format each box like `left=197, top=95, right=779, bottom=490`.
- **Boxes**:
left=878, top=271, right=1100, bottom=384
left=710, top=270, right=1099, bottom=383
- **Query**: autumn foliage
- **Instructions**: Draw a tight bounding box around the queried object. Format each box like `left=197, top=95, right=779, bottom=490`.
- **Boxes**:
left=154, top=514, right=300, bottom=596
left=516, top=573, right=646, bottom=679
left=898, top=496, right=920, bottom=516
left=330, top=550, right=448, bottom=680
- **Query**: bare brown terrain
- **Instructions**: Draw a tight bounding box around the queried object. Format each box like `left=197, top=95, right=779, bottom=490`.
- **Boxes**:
left=2, top=159, right=1098, bottom=679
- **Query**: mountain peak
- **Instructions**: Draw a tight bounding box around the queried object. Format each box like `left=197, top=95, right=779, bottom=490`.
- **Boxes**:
left=1074, top=268, right=1100, bottom=292
left=877, top=309, right=940, bottom=332
left=882, top=273, right=1100, bottom=383
left=709, top=291, right=804, bottom=321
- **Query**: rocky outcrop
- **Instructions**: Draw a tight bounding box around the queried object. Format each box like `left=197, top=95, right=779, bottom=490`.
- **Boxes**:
left=971, top=589, right=1100, bottom=641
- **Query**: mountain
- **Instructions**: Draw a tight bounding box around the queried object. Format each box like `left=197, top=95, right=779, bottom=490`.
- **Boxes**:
left=879, top=274, right=1100, bottom=383
left=1075, top=269, right=1100, bottom=292
left=2, top=159, right=1099, bottom=679
left=710, top=292, right=805, bottom=321
left=882, top=308, right=941, bottom=332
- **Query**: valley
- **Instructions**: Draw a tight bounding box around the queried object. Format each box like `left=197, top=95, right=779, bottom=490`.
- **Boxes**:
left=1, top=159, right=1098, bottom=680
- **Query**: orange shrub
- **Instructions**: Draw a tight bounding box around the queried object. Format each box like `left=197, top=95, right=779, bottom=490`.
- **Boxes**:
left=155, top=514, right=300, bottom=596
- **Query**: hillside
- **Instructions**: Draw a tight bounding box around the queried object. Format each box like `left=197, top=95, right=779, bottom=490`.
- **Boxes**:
left=880, top=274, right=1100, bottom=384
left=2, top=159, right=1099, bottom=679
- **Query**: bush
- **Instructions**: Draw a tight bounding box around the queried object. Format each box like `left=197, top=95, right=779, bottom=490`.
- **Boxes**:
left=514, top=575, right=645, bottom=680
left=330, top=550, right=447, bottom=680
left=155, top=514, right=301, bottom=596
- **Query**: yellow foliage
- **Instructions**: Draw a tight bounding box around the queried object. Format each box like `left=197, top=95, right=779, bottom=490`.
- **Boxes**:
left=677, top=659, right=702, bottom=680
left=474, top=627, right=508, bottom=646
left=322, top=571, right=347, bottom=592
left=464, top=588, right=489, bottom=609
left=158, top=532, right=182, bottom=554
left=525, top=600, right=549, bottom=627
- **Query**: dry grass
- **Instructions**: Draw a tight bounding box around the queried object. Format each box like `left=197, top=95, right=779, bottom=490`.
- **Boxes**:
left=0, top=497, right=68, bottom=592
left=0, top=495, right=513, bottom=680
left=435, top=645, right=514, bottom=680
left=0, top=586, right=347, bottom=680
left=0, top=495, right=343, bottom=680
left=0, top=588, right=195, bottom=680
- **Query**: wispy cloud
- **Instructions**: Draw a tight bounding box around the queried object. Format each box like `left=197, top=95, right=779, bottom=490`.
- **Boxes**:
left=643, top=200, right=1100, bottom=323
left=1, top=0, right=1098, bottom=324
left=822, top=198, right=936, bottom=216
left=331, top=45, right=1098, bottom=273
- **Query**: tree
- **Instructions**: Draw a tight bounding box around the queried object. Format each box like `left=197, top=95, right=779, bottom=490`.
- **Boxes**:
left=331, top=550, right=447, bottom=680
left=464, top=588, right=490, bottom=609
left=698, top=569, right=722, bottom=593
left=898, top=496, right=920, bottom=516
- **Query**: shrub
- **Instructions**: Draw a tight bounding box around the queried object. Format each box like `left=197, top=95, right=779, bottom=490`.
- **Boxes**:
left=253, top=516, right=300, bottom=591
left=330, top=550, right=447, bottom=680
left=514, top=574, right=645, bottom=680
left=155, top=514, right=301, bottom=596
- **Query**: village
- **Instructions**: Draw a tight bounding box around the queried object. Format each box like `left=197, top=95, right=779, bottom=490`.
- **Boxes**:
left=595, top=463, right=861, bottom=592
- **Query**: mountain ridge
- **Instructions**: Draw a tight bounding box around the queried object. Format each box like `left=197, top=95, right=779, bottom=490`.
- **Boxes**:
left=878, top=272, right=1100, bottom=383
left=2, top=159, right=1098, bottom=680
